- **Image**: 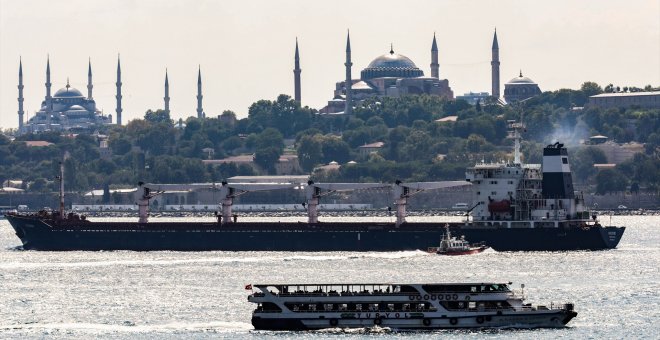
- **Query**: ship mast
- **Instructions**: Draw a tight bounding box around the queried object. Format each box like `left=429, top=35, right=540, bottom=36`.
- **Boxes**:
left=58, top=161, right=65, bottom=217
left=507, top=120, right=525, bottom=165
left=58, top=152, right=70, bottom=218
left=507, top=100, right=528, bottom=165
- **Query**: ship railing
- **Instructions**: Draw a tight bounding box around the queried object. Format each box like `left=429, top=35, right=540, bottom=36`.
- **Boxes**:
left=443, top=306, right=516, bottom=312
left=255, top=307, right=440, bottom=314
left=517, top=302, right=572, bottom=311
left=271, top=291, right=416, bottom=297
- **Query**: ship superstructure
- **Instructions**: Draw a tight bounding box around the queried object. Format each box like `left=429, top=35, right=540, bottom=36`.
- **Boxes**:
left=466, top=121, right=592, bottom=229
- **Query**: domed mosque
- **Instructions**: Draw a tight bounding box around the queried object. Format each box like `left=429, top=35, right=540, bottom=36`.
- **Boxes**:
left=20, top=57, right=114, bottom=134
left=503, top=70, right=542, bottom=103
left=320, top=35, right=454, bottom=114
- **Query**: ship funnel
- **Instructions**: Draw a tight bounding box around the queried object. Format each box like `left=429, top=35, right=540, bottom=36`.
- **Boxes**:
left=542, top=142, right=575, bottom=199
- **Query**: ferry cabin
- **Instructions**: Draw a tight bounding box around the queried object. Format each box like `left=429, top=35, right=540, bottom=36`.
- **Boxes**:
left=250, top=283, right=514, bottom=312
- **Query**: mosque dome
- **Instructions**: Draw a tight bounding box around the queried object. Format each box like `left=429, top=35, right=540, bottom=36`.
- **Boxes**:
left=367, top=52, right=418, bottom=69
left=506, top=71, right=537, bottom=85
left=504, top=71, right=542, bottom=103
left=54, top=86, right=84, bottom=98
left=68, top=105, right=86, bottom=110
left=361, top=48, right=424, bottom=80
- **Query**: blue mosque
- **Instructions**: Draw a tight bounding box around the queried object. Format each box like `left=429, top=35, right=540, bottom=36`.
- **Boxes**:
left=17, top=57, right=121, bottom=134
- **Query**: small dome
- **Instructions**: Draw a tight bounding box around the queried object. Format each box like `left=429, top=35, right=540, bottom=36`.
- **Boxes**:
left=507, top=71, right=537, bottom=85
left=54, top=87, right=84, bottom=98
left=68, top=105, right=86, bottom=110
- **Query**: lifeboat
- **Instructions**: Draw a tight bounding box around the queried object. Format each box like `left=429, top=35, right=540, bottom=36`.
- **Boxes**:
left=488, top=199, right=510, bottom=213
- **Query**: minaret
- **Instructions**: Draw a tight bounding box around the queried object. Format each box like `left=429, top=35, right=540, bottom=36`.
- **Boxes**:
left=45, top=56, right=52, bottom=112
left=293, top=38, right=302, bottom=104
left=164, top=69, right=170, bottom=115
left=196, top=65, right=203, bottom=118
left=115, top=55, right=123, bottom=125
left=431, top=33, right=439, bottom=78
left=491, top=28, right=500, bottom=98
left=87, top=58, right=93, bottom=100
left=18, top=57, right=24, bottom=129
left=344, top=30, right=353, bottom=115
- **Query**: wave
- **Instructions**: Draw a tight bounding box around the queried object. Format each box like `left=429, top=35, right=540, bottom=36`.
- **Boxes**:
left=0, top=321, right=253, bottom=333
left=0, top=251, right=430, bottom=270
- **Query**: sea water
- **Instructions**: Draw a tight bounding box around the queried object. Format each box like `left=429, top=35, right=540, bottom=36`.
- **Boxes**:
left=0, top=215, right=658, bottom=339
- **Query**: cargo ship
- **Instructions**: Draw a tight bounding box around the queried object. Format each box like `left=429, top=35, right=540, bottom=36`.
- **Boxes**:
left=3, top=121, right=625, bottom=251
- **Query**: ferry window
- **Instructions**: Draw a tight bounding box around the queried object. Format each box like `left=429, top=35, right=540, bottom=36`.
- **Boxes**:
left=471, top=286, right=477, bottom=292
left=468, top=301, right=476, bottom=309
left=562, top=157, right=568, bottom=164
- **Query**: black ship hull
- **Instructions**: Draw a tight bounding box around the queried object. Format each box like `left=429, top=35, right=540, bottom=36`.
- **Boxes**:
left=4, top=214, right=625, bottom=251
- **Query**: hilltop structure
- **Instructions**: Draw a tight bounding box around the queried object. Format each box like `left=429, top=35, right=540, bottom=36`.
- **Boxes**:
left=320, top=32, right=454, bottom=114
left=503, top=71, right=542, bottom=103
left=19, top=57, right=113, bottom=134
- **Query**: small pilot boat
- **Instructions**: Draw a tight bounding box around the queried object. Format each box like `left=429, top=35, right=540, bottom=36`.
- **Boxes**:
left=428, top=226, right=489, bottom=255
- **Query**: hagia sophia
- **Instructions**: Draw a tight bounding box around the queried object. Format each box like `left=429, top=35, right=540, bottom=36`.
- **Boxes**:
left=15, top=29, right=543, bottom=134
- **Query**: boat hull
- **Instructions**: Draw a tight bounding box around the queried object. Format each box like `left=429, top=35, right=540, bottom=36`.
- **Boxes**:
left=5, top=214, right=625, bottom=251
left=251, top=310, right=578, bottom=330
left=437, top=246, right=489, bottom=255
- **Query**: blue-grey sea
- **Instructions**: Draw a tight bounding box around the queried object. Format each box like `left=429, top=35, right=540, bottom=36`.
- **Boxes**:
left=0, top=215, right=658, bottom=339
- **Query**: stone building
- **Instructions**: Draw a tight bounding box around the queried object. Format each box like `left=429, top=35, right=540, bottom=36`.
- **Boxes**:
left=503, top=71, right=542, bottom=103
left=320, top=33, right=453, bottom=114
left=18, top=57, right=118, bottom=134
left=587, top=91, right=660, bottom=109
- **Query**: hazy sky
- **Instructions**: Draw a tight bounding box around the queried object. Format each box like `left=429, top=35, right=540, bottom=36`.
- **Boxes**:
left=1, top=0, right=658, bottom=129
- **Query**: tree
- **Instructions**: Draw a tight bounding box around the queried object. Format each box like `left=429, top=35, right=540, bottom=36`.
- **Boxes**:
left=297, top=135, right=323, bottom=172
left=254, top=147, right=281, bottom=174
left=596, top=169, right=627, bottom=194
left=255, top=128, right=284, bottom=152
left=580, top=81, right=603, bottom=97
left=144, top=109, right=172, bottom=124
left=109, top=136, right=132, bottom=155
left=320, top=137, right=351, bottom=164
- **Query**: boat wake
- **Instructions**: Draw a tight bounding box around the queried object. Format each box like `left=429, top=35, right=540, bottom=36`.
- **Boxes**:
left=316, top=325, right=393, bottom=334
left=0, top=321, right=253, bottom=333
left=0, top=251, right=430, bottom=270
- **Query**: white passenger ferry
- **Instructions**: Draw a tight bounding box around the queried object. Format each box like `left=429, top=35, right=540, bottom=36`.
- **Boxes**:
left=247, top=282, right=577, bottom=330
